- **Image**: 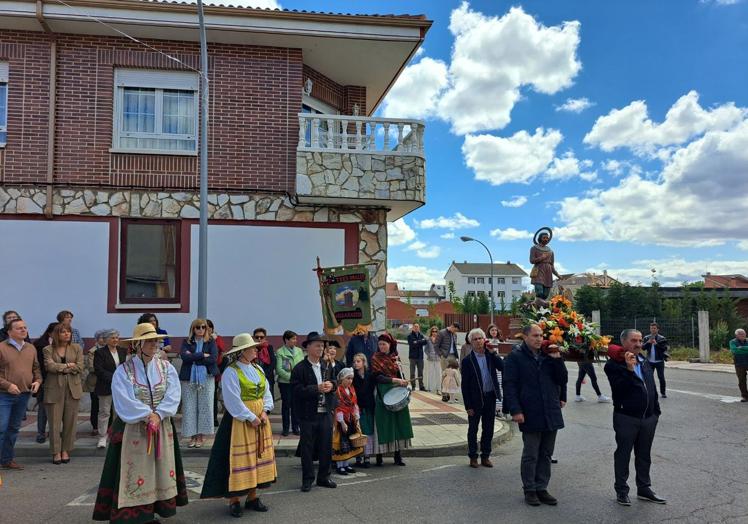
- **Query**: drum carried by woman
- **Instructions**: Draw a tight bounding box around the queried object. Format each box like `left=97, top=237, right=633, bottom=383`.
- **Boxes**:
left=201, top=333, right=277, bottom=518
left=371, top=334, right=413, bottom=467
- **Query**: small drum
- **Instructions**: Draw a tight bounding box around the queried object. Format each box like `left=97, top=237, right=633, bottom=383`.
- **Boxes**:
left=383, top=386, right=411, bottom=412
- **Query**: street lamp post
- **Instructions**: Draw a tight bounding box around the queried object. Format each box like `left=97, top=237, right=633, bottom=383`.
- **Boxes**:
left=460, top=236, right=494, bottom=325
left=196, top=0, right=209, bottom=318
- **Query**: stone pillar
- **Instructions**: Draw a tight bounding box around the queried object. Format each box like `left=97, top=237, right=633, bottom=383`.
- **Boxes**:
left=698, top=310, right=710, bottom=363
left=591, top=310, right=601, bottom=335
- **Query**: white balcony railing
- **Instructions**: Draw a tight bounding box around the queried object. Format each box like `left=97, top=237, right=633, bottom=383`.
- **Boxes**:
left=298, top=114, right=425, bottom=157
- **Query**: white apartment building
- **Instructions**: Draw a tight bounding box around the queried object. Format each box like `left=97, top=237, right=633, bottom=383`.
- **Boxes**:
left=444, top=261, right=528, bottom=306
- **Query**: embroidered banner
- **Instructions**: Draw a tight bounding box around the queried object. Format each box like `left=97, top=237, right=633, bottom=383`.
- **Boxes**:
left=316, top=263, right=373, bottom=336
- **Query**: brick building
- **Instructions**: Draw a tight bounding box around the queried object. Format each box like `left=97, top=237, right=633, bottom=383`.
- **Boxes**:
left=0, top=0, right=430, bottom=339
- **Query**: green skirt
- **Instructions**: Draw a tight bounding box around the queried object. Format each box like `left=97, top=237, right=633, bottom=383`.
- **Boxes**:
left=359, top=408, right=375, bottom=436
left=92, top=417, right=188, bottom=524
left=374, top=383, right=414, bottom=445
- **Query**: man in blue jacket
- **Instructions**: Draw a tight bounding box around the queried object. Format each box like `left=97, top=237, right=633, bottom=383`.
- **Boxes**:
left=604, top=329, right=665, bottom=507
left=503, top=324, right=567, bottom=507
left=345, top=328, right=377, bottom=367
left=461, top=327, right=503, bottom=469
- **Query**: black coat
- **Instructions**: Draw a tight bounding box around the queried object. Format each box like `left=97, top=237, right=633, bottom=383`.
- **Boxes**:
left=352, top=369, right=376, bottom=412
left=502, top=343, right=568, bottom=433
left=290, top=357, right=338, bottom=422
left=407, top=331, right=427, bottom=360
left=643, top=334, right=669, bottom=362
left=460, top=350, right=504, bottom=411
left=604, top=355, right=661, bottom=419
left=93, top=346, right=128, bottom=396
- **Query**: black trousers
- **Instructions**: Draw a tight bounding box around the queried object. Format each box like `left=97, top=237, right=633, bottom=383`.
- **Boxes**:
left=467, top=391, right=497, bottom=459
left=90, top=392, right=99, bottom=430
left=521, top=430, right=557, bottom=492
left=650, top=361, right=666, bottom=395
left=736, top=365, right=748, bottom=399
left=279, top=383, right=299, bottom=433
left=576, top=362, right=602, bottom=396
left=613, top=412, right=658, bottom=495
left=409, top=359, right=425, bottom=390
left=300, top=412, right=333, bottom=484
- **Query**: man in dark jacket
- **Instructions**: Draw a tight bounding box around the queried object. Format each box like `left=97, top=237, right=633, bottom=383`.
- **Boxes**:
left=503, top=324, right=567, bottom=507
left=435, top=322, right=461, bottom=369
left=604, top=329, right=665, bottom=507
left=461, top=327, right=503, bottom=469
left=345, top=329, right=377, bottom=367
left=291, top=332, right=338, bottom=493
left=642, top=322, right=669, bottom=398
left=407, top=323, right=427, bottom=391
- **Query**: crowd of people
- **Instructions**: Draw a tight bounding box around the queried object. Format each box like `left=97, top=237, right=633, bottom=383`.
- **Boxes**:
left=2, top=308, right=748, bottom=521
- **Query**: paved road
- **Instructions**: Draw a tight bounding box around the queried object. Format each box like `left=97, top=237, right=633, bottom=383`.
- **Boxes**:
left=2, top=366, right=747, bottom=524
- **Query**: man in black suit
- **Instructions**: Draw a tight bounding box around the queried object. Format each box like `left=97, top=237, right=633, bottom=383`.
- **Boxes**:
left=291, top=331, right=338, bottom=492
left=460, top=327, right=503, bottom=469
left=93, top=329, right=128, bottom=449
left=604, top=329, right=665, bottom=507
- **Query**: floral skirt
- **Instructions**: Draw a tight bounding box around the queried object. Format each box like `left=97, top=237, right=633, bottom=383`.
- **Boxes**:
left=332, top=419, right=363, bottom=462
left=92, top=417, right=188, bottom=524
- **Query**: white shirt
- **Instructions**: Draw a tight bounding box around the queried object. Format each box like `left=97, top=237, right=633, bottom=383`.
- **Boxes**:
left=111, top=357, right=181, bottom=424
left=221, top=362, right=274, bottom=422
left=110, top=348, right=120, bottom=367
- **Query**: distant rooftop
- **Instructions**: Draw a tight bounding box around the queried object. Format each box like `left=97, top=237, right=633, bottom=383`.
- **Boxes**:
left=448, top=261, right=528, bottom=277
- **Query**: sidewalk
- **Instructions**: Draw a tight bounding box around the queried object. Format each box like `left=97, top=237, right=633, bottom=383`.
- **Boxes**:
left=665, top=361, right=735, bottom=373
left=14, top=391, right=512, bottom=458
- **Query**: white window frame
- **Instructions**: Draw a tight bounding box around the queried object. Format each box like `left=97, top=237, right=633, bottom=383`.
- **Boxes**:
left=476, top=277, right=485, bottom=284
left=467, top=277, right=476, bottom=284
left=512, top=277, right=521, bottom=285
left=497, top=291, right=505, bottom=298
left=0, top=63, right=8, bottom=148
left=302, top=94, right=338, bottom=115
left=112, top=68, right=199, bottom=156
left=497, top=277, right=505, bottom=285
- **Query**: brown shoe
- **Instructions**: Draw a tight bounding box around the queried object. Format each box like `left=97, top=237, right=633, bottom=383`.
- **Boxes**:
left=469, top=458, right=479, bottom=468
left=1, top=460, right=24, bottom=470
left=481, top=458, right=494, bottom=468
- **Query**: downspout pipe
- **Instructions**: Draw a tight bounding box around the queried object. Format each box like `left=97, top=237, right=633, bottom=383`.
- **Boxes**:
left=37, top=0, right=56, bottom=218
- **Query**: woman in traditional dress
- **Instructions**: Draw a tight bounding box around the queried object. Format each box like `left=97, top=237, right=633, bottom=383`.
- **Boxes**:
left=332, top=367, right=363, bottom=475
left=423, top=325, right=442, bottom=394
left=92, top=323, right=187, bottom=524
left=201, top=333, right=276, bottom=518
left=371, top=334, right=413, bottom=467
left=352, top=353, right=375, bottom=469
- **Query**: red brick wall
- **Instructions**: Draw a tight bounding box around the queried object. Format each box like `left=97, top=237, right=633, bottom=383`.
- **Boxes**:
left=0, top=30, right=305, bottom=192
left=303, top=64, right=366, bottom=115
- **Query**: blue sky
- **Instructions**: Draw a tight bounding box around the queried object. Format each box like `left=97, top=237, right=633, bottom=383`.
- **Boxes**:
left=244, top=0, right=748, bottom=289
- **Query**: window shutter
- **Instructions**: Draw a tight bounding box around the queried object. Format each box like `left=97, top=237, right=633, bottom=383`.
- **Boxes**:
left=115, top=68, right=198, bottom=91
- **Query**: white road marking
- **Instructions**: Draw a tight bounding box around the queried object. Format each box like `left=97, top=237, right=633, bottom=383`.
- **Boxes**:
left=667, top=388, right=743, bottom=403
left=421, top=464, right=457, bottom=472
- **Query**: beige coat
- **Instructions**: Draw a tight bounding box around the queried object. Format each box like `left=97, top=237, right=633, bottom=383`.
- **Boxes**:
left=43, top=343, right=84, bottom=403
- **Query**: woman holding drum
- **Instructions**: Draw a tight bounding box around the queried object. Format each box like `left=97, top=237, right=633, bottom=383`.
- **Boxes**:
left=371, top=334, right=413, bottom=467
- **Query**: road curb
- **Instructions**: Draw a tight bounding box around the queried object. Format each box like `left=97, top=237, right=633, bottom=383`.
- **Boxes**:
left=14, top=420, right=515, bottom=459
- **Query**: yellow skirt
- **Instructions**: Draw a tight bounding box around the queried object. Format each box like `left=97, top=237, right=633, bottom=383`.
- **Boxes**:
left=332, top=420, right=364, bottom=462
left=228, top=398, right=277, bottom=493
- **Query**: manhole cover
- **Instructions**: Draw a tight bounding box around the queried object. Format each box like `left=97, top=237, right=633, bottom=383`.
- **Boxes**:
left=423, top=413, right=467, bottom=425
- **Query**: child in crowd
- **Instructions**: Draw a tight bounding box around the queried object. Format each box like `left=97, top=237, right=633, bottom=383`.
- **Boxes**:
left=352, top=353, right=376, bottom=468
left=441, top=357, right=461, bottom=403
left=332, top=368, right=363, bottom=475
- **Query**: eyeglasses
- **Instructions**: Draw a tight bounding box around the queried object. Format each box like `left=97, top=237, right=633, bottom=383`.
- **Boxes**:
left=195, top=325, right=207, bottom=330
left=255, top=335, right=265, bottom=340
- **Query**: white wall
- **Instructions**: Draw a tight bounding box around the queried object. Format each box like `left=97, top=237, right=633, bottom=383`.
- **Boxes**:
left=0, top=219, right=344, bottom=339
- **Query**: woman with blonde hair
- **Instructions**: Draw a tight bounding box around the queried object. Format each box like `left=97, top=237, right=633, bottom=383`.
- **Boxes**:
left=92, top=323, right=187, bottom=523
left=43, top=323, right=84, bottom=464
left=352, top=353, right=375, bottom=468
left=180, top=318, right=219, bottom=448
left=423, top=325, right=442, bottom=394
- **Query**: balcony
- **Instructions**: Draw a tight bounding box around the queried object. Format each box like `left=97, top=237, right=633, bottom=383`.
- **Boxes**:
left=295, top=114, right=426, bottom=221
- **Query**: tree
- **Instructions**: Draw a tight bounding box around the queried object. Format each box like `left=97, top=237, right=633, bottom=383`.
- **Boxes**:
left=476, top=293, right=490, bottom=314
left=574, top=285, right=606, bottom=317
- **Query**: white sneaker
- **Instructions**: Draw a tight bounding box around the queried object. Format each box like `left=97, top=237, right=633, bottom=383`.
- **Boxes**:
left=575, top=395, right=585, bottom=402
left=97, top=437, right=107, bottom=449
left=597, top=395, right=611, bottom=403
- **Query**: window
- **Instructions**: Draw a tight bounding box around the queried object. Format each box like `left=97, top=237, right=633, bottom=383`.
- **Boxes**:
left=113, top=69, right=198, bottom=154
left=0, top=63, right=7, bottom=146
left=497, top=291, right=505, bottom=298
left=467, top=277, right=476, bottom=284
left=120, top=220, right=180, bottom=304
left=486, top=277, right=491, bottom=284
left=512, top=277, right=521, bottom=285
left=477, top=290, right=486, bottom=297
left=497, top=277, right=505, bottom=284
left=476, top=277, right=485, bottom=284
left=467, top=291, right=476, bottom=297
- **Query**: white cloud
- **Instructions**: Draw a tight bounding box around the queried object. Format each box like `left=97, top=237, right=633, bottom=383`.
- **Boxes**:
left=437, top=4, right=581, bottom=135
left=405, top=240, right=427, bottom=251
left=739, top=240, right=748, bottom=251
left=588, top=258, right=748, bottom=287
left=416, top=245, right=442, bottom=259
left=441, top=232, right=456, bottom=239
left=584, top=91, right=746, bottom=156
left=383, top=3, right=581, bottom=135
left=557, top=116, right=748, bottom=246
left=701, top=0, right=742, bottom=5
left=202, top=0, right=281, bottom=7
left=555, top=97, right=595, bottom=113
left=489, top=227, right=533, bottom=240
left=381, top=57, right=449, bottom=120
left=500, top=196, right=528, bottom=208
left=388, top=219, right=416, bottom=246
left=388, top=265, right=445, bottom=290
left=463, top=128, right=562, bottom=185
left=417, top=212, right=480, bottom=230
left=546, top=151, right=596, bottom=181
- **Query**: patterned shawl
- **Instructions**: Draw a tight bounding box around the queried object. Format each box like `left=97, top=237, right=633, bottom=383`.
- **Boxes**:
left=336, top=385, right=358, bottom=423
left=371, top=350, right=399, bottom=378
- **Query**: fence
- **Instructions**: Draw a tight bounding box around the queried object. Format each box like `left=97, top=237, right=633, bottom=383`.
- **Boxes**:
left=598, top=316, right=698, bottom=347
left=443, top=313, right=512, bottom=337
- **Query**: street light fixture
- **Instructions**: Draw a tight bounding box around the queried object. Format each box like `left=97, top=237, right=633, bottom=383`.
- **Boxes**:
left=460, top=236, right=495, bottom=325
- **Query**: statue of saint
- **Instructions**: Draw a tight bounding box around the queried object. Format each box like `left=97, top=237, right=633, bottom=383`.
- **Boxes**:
left=530, top=227, right=560, bottom=300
